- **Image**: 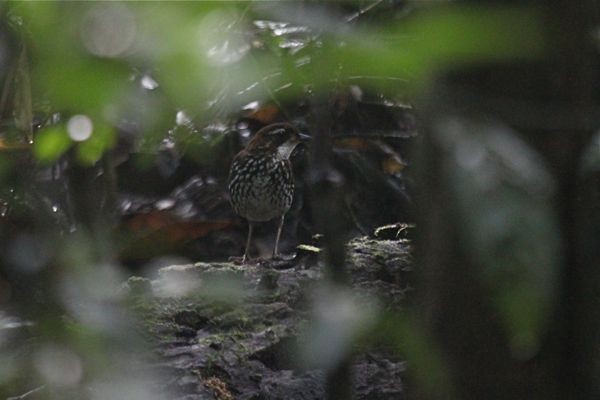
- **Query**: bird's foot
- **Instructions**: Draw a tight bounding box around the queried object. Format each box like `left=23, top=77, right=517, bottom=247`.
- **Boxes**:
left=228, top=255, right=258, bottom=265
left=229, top=253, right=295, bottom=266
left=263, top=253, right=296, bottom=269
left=271, top=253, right=295, bottom=261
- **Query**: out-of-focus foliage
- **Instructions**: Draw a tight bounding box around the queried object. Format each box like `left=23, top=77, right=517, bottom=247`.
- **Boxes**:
left=32, top=126, right=70, bottom=163
left=433, top=116, right=559, bottom=357
left=8, top=2, right=547, bottom=165
left=0, top=1, right=558, bottom=399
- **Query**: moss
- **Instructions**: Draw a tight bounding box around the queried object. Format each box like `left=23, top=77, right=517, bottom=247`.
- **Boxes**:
left=122, top=233, right=413, bottom=400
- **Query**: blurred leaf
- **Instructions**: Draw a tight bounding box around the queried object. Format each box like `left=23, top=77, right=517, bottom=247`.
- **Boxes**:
left=0, top=34, right=33, bottom=146
left=368, top=312, right=453, bottom=399
left=35, top=58, right=129, bottom=113
left=409, top=5, right=546, bottom=68
left=0, top=157, right=12, bottom=184
left=580, top=132, right=600, bottom=174
left=76, top=122, right=116, bottom=165
left=11, top=2, right=131, bottom=113
left=33, top=126, right=72, bottom=163
left=300, top=284, right=378, bottom=370
left=0, top=54, right=16, bottom=120
left=184, top=132, right=227, bottom=166
left=435, top=116, right=559, bottom=358
left=304, top=5, right=547, bottom=92
left=13, top=44, right=33, bottom=144
left=138, top=4, right=244, bottom=109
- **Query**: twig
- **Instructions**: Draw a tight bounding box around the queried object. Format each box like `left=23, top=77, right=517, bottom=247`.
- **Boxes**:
left=7, top=385, right=46, bottom=400
left=346, top=0, right=384, bottom=23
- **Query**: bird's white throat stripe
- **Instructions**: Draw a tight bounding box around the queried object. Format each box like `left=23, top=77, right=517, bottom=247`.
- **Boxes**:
left=277, top=141, right=299, bottom=160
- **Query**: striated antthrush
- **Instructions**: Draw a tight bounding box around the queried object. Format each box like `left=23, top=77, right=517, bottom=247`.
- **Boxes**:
left=228, top=123, right=308, bottom=262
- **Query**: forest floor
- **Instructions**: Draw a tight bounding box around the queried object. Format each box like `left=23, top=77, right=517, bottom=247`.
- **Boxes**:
left=125, top=232, right=412, bottom=400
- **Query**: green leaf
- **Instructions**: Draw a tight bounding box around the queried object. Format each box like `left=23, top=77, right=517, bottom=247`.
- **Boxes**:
left=76, top=123, right=116, bottom=165
left=436, top=116, right=559, bottom=358
left=13, top=44, right=33, bottom=143
left=366, top=312, right=454, bottom=398
left=33, top=126, right=72, bottom=163
left=34, top=58, right=129, bottom=113
left=296, top=5, right=548, bottom=92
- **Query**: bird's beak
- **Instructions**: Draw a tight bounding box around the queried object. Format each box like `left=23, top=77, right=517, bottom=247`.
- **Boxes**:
left=298, top=133, right=311, bottom=142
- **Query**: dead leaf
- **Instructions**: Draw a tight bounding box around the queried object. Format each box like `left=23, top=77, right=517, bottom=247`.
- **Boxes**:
left=116, top=211, right=234, bottom=261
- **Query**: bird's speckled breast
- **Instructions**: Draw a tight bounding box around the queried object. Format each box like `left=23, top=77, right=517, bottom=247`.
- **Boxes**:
left=228, top=153, right=294, bottom=222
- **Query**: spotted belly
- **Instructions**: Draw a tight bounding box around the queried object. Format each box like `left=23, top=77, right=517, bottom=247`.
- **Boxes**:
left=228, top=154, right=294, bottom=222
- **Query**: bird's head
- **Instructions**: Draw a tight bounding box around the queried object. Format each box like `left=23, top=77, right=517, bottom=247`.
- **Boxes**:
left=245, top=123, right=310, bottom=159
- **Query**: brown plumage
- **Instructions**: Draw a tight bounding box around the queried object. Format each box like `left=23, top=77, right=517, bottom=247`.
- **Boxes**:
left=228, top=123, right=306, bottom=262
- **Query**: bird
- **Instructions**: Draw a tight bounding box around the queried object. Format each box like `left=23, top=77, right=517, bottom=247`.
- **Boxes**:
left=228, top=123, right=308, bottom=263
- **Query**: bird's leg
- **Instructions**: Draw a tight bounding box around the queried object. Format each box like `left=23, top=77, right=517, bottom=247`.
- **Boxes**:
left=273, top=215, right=285, bottom=258
left=242, top=222, right=254, bottom=263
